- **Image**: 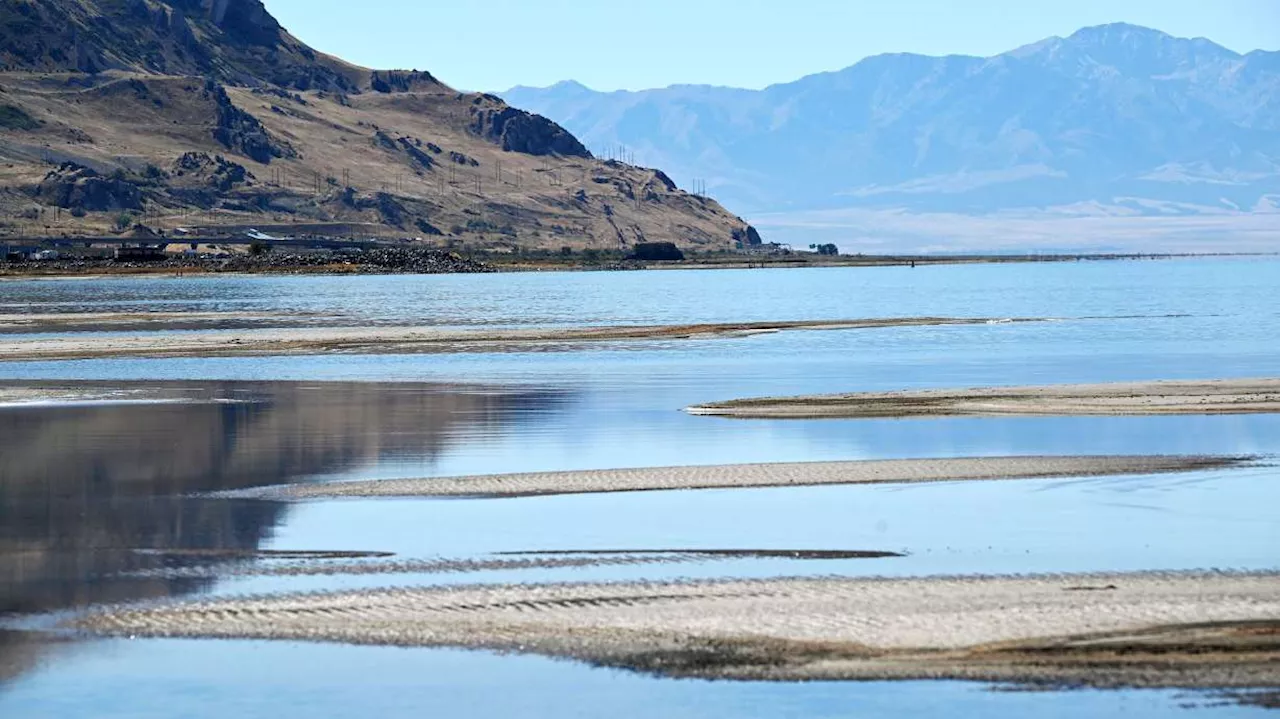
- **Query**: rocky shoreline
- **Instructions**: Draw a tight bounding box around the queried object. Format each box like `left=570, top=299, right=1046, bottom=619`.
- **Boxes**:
left=0, top=247, right=492, bottom=277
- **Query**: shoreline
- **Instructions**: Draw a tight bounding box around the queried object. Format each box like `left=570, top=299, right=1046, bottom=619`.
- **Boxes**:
left=687, top=378, right=1280, bottom=418
left=2, top=250, right=1268, bottom=280
left=224, top=455, right=1251, bottom=500
left=73, top=569, right=1280, bottom=691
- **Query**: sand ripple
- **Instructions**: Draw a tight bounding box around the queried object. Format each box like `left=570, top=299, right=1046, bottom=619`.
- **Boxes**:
left=225, top=455, right=1250, bottom=500
left=74, top=570, right=1280, bottom=689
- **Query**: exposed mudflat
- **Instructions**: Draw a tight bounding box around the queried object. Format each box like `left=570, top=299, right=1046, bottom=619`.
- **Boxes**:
left=0, top=317, right=1035, bottom=361
left=74, top=570, right=1280, bottom=690
left=227, top=455, right=1250, bottom=500
left=686, top=378, right=1280, bottom=418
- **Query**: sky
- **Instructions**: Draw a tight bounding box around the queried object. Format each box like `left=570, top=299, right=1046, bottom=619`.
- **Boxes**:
left=264, top=0, right=1280, bottom=92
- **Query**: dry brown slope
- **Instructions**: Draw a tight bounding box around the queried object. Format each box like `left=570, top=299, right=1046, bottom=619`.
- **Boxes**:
left=0, top=0, right=761, bottom=250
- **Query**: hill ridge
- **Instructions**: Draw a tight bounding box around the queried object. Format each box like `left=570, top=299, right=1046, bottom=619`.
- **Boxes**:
left=0, top=0, right=761, bottom=251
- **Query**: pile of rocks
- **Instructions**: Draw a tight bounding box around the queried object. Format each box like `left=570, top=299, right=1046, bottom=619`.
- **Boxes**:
left=352, top=247, right=491, bottom=273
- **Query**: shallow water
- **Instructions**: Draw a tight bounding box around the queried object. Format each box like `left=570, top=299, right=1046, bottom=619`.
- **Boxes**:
left=7, top=639, right=1273, bottom=719
left=1, top=259, right=1278, bottom=716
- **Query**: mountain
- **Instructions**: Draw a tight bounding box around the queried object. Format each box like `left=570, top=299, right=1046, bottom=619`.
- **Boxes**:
left=502, top=24, right=1280, bottom=250
left=0, top=0, right=761, bottom=251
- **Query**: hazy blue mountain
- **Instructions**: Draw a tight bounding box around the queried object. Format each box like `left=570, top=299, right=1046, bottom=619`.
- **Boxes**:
left=502, top=24, right=1280, bottom=217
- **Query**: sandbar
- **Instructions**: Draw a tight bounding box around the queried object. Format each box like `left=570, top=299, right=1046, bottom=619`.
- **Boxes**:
left=226, top=455, right=1249, bottom=500
left=686, top=378, right=1280, bottom=418
left=0, top=317, right=1033, bottom=361
left=74, top=570, right=1280, bottom=690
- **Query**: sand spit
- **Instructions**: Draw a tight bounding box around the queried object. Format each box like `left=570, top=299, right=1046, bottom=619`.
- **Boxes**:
left=0, top=384, right=214, bottom=407
left=129, top=549, right=396, bottom=561
left=499, top=549, right=904, bottom=560
left=228, top=455, right=1249, bottom=501
left=686, top=378, right=1280, bottom=418
left=117, top=549, right=901, bottom=580
left=0, top=317, right=1034, bottom=361
left=74, top=571, right=1280, bottom=690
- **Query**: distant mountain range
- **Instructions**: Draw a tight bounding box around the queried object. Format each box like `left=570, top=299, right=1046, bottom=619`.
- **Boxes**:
left=502, top=24, right=1280, bottom=251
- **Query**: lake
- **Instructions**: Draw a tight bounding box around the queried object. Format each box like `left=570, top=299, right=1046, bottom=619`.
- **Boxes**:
left=1, top=259, right=1277, bottom=717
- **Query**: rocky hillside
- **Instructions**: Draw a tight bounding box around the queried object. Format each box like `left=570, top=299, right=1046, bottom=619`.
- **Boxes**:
left=0, top=0, right=761, bottom=251
left=503, top=24, right=1280, bottom=217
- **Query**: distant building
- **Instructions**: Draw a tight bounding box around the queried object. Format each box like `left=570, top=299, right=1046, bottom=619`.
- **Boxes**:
left=113, top=246, right=166, bottom=262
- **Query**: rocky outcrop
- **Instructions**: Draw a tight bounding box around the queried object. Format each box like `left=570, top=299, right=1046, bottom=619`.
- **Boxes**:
left=172, top=152, right=255, bottom=191
left=206, top=81, right=295, bottom=164
left=470, top=104, right=591, bottom=158
left=369, top=70, right=440, bottom=93
left=449, top=151, right=479, bottom=167
left=340, top=188, right=408, bottom=227
left=732, top=225, right=764, bottom=246
left=415, top=218, right=443, bottom=236
left=0, top=103, right=38, bottom=130
left=396, top=137, right=435, bottom=170
left=182, top=0, right=281, bottom=47
left=35, top=163, right=144, bottom=211
left=653, top=170, right=678, bottom=192
left=372, top=192, right=406, bottom=226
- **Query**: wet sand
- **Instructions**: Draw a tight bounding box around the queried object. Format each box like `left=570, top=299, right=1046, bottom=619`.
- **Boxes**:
left=686, top=378, right=1280, bottom=418
left=117, top=549, right=902, bottom=580
left=0, top=317, right=1034, bottom=361
left=74, top=570, right=1280, bottom=690
left=227, top=455, right=1250, bottom=500
left=0, top=311, right=301, bottom=334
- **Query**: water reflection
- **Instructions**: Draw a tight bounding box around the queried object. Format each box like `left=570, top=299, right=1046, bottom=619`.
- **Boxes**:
left=0, top=381, right=571, bottom=683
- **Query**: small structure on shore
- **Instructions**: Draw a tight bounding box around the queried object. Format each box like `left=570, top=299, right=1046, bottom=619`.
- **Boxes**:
left=628, top=242, right=685, bottom=261
left=113, top=246, right=166, bottom=262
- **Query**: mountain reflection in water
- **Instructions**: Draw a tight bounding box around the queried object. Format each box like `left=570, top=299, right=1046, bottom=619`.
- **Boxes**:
left=0, top=381, right=571, bottom=682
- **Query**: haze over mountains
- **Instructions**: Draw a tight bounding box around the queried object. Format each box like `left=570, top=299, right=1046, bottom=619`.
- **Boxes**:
left=503, top=24, right=1280, bottom=252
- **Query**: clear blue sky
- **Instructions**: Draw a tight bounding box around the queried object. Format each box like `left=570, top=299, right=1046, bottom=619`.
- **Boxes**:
left=264, top=0, right=1280, bottom=91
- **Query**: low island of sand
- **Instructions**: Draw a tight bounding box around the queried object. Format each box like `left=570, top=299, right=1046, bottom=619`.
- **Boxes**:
left=75, top=570, right=1280, bottom=693
left=686, top=378, right=1280, bottom=419
left=225, top=455, right=1249, bottom=501
left=0, top=317, right=1039, bottom=362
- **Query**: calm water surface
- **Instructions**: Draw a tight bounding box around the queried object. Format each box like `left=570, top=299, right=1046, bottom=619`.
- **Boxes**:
left=1, top=259, right=1278, bottom=717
